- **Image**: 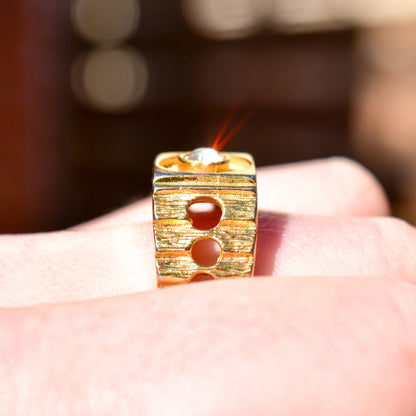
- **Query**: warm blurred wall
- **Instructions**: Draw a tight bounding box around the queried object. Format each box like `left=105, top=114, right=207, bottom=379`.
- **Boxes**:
left=0, top=1, right=72, bottom=232
left=352, top=23, right=416, bottom=224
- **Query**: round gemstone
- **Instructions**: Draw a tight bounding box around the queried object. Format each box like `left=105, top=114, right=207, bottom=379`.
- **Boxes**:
left=182, top=147, right=226, bottom=165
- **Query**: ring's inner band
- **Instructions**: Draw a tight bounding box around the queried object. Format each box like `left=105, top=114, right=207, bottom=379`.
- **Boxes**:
left=157, top=152, right=253, bottom=173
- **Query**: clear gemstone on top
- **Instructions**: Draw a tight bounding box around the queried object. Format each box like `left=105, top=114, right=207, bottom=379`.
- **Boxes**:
left=181, top=147, right=226, bottom=164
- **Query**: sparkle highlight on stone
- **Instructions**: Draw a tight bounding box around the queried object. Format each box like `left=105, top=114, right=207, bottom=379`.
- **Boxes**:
left=182, top=147, right=226, bottom=165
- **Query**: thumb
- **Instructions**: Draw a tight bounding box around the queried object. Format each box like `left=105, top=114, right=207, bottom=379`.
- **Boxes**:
left=2, top=276, right=416, bottom=415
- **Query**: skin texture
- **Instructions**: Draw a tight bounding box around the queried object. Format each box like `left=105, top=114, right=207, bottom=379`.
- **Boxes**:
left=1, top=157, right=416, bottom=415
left=0, top=158, right=393, bottom=306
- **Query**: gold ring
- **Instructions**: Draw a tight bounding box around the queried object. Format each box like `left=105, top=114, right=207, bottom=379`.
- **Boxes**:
left=152, top=147, right=257, bottom=287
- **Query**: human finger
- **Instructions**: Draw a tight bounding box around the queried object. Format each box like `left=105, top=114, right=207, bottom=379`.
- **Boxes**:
left=76, top=157, right=389, bottom=231
left=2, top=276, right=416, bottom=415
left=258, top=157, right=389, bottom=216
left=255, top=212, right=416, bottom=281
left=2, top=214, right=416, bottom=306
left=0, top=225, right=156, bottom=307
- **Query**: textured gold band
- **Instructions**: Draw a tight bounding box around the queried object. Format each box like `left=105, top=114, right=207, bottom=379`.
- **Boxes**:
left=153, top=148, right=257, bottom=287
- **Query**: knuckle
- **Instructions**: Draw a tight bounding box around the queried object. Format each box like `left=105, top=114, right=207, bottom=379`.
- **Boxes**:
left=327, top=157, right=390, bottom=216
left=376, top=217, right=416, bottom=241
left=327, top=157, right=372, bottom=179
left=371, top=217, right=416, bottom=279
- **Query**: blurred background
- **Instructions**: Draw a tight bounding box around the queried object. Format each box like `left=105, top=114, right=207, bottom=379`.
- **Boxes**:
left=1, top=0, right=416, bottom=233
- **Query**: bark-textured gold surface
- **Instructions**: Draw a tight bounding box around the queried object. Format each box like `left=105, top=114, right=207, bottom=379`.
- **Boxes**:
left=153, top=174, right=256, bottom=189
left=154, top=189, right=256, bottom=221
left=153, top=151, right=257, bottom=287
left=154, top=220, right=256, bottom=253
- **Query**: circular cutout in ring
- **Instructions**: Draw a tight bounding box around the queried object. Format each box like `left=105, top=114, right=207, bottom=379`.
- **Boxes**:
left=188, top=198, right=222, bottom=230
left=191, top=237, right=222, bottom=267
left=189, top=273, right=215, bottom=283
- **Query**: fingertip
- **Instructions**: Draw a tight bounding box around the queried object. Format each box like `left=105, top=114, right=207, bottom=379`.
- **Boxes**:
left=258, top=157, right=390, bottom=217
